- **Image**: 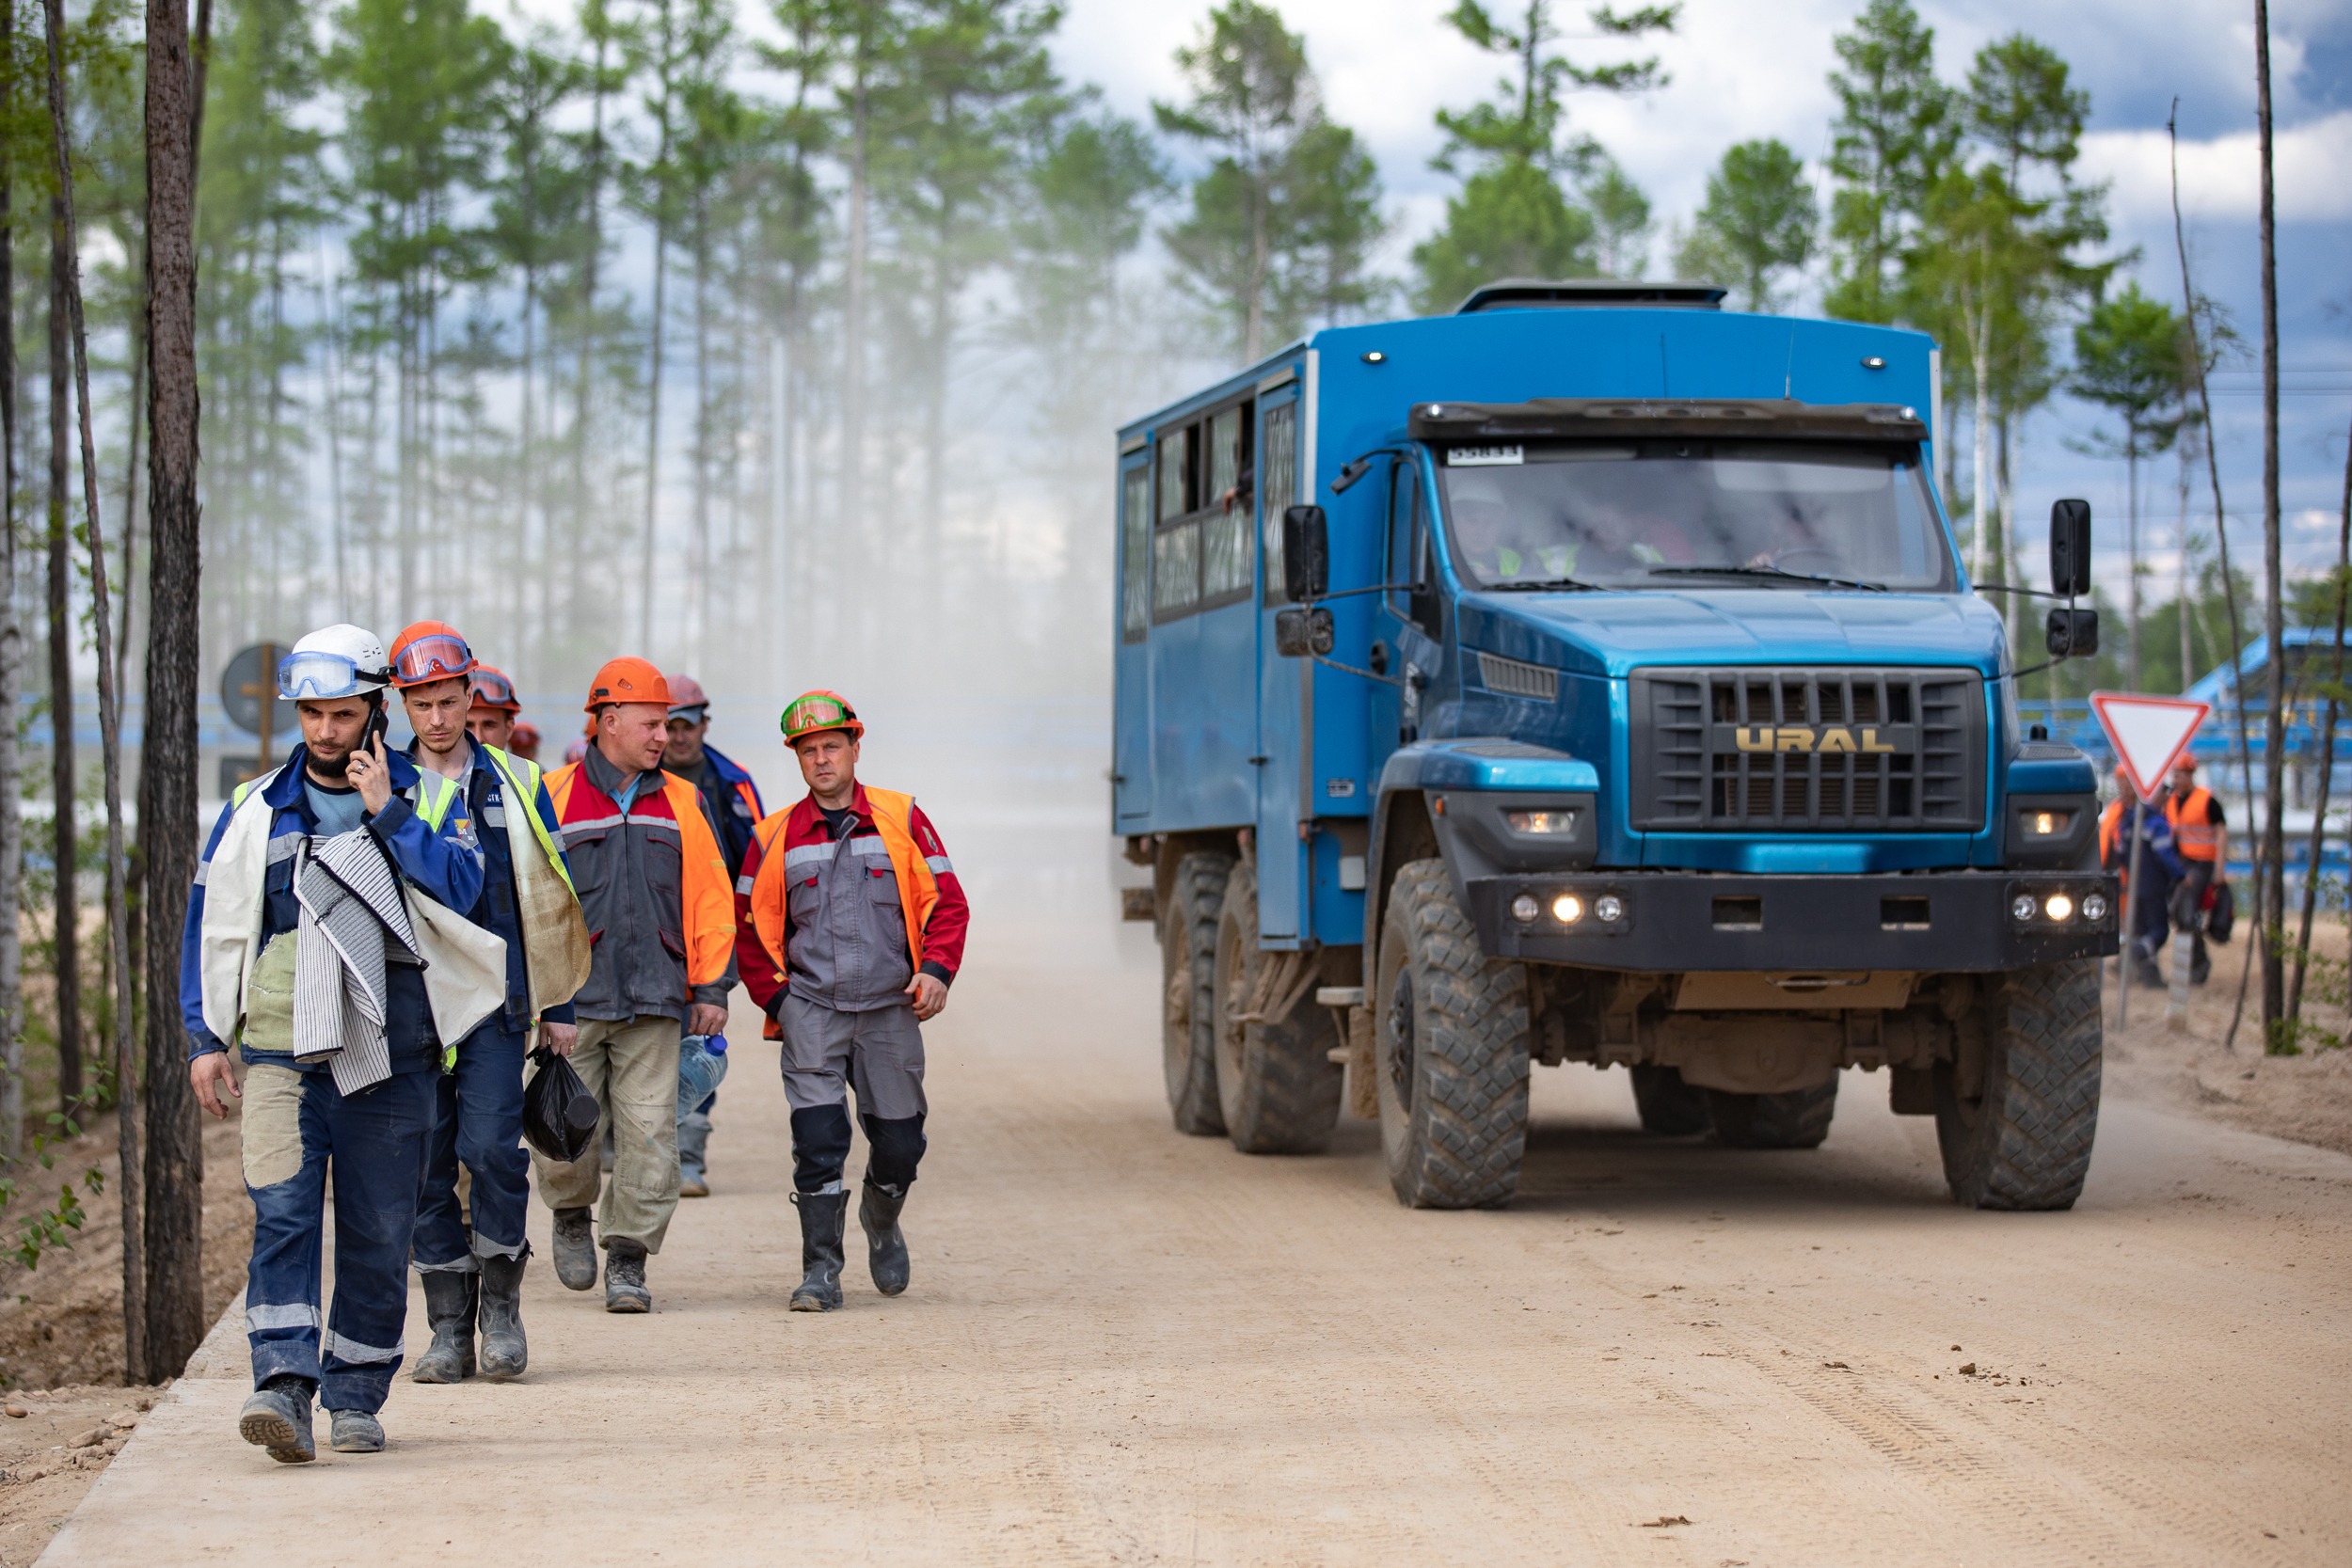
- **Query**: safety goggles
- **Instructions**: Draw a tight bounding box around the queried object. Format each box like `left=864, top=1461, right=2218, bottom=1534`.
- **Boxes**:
left=781, top=694, right=857, bottom=737
left=392, top=631, right=474, bottom=687
left=469, top=668, right=518, bottom=711
left=278, top=650, right=390, bottom=702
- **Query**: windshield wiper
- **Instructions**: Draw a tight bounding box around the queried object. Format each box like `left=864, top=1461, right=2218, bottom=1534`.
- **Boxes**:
left=1645, top=563, right=1886, bottom=593
left=1484, top=575, right=1604, bottom=593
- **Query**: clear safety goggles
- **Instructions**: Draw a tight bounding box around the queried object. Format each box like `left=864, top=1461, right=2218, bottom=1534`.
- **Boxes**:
left=392, top=632, right=474, bottom=686
left=469, top=667, right=517, bottom=710
left=278, top=650, right=390, bottom=702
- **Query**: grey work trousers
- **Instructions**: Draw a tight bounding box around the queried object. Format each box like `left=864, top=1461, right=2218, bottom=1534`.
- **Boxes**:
left=779, top=994, right=928, bottom=1120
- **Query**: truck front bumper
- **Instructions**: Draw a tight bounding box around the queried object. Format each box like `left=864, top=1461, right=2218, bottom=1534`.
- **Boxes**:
left=1464, top=870, right=2120, bottom=973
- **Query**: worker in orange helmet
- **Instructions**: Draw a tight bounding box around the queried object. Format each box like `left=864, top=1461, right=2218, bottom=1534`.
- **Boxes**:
left=535, top=658, right=737, bottom=1312
left=660, top=674, right=766, bottom=1197
left=465, top=665, right=521, bottom=753
left=734, top=691, right=969, bottom=1311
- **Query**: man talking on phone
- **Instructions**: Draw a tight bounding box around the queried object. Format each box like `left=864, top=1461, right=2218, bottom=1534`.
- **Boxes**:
left=181, top=624, right=486, bottom=1463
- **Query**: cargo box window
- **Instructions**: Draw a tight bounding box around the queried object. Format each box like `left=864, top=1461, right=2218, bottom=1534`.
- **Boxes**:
left=1260, top=401, right=1297, bottom=605
left=1201, top=403, right=1255, bottom=603
left=1120, top=465, right=1152, bottom=641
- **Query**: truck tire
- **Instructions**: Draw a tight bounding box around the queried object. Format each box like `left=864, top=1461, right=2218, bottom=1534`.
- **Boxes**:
left=1161, top=851, right=1234, bottom=1136
left=1706, top=1080, right=1839, bottom=1148
left=1935, top=959, right=2102, bottom=1211
left=1629, top=1064, right=1711, bottom=1136
left=1212, top=861, right=1343, bottom=1153
left=1374, top=859, right=1531, bottom=1208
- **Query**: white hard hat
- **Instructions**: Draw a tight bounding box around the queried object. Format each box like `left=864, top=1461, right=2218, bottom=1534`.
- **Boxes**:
left=278, top=624, right=392, bottom=701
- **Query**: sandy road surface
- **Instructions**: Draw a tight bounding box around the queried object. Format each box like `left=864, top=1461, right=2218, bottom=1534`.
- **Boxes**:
left=36, top=811, right=2352, bottom=1566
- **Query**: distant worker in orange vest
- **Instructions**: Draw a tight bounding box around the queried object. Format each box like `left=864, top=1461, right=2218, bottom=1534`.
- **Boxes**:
left=2101, top=763, right=2184, bottom=989
left=2163, top=757, right=2226, bottom=986
left=734, top=691, right=969, bottom=1312
left=536, top=658, right=737, bottom=1312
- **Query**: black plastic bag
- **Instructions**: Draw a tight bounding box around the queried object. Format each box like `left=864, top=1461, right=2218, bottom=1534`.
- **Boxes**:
left=524, top=1045, right=601, bottom=1164
left=2206, top=879, right=2235, bottom=944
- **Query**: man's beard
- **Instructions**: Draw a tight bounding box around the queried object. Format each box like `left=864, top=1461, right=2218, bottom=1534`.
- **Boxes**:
left=309, top=746, right=354, bottom=780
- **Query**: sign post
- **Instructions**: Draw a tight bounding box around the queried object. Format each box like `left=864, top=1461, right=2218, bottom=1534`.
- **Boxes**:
left=219, top=641, right=290, bottom=793
left=2090, top=692, right=2212, bottom=1027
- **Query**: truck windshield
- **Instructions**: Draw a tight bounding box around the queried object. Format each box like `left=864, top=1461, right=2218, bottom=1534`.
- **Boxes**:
left=1437, top=440, right=1954, bottom=593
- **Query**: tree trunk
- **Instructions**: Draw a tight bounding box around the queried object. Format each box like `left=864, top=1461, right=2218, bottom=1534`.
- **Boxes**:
left=2289, top=407, right=2352, bottom=1025
left=42, top=0, right=143, bottom=1381
left=2126, top=438, right=2141, bottom=692
left=2253, top=0, right=2287, bottom=1047
left=636, top=0, right=672, bottom=653
left=140, top=0, right=206, bottom=1382
left=47, top=198, right=79, bottom=1114
left=0, top=2, right=22, bottom=1164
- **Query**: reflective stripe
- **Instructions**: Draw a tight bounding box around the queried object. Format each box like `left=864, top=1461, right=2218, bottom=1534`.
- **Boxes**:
left=405, top=769, right=464, bottom=831
left=850, top=836, right=888, bottom=858
left=482, top=804, right=507, bottom=827
left=193, top=860, right=208, bottom=886
left=322, top=1329, right=403, bottom=1366
left=736, top=873, right=756, bottom=895
left=266, top=832, right=306, bottom=864
left=625, top=813, right=682, bottom=833
left=563, top=812, right=626, bottom=838
left=783, top=843, right=834, bottom=872
left=246, top=1302, right=322, bottom=1333
left=925, top=855, right=954, bottom=876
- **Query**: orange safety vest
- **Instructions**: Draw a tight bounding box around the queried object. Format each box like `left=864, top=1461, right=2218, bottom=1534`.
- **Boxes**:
left=745, top=787, right=942, bottom=1037
left=2099, top=798, right=2125, bottom=867
left=545, top=760, right=738, bottom=994
left=2165, top=786, right=2221, bottom=862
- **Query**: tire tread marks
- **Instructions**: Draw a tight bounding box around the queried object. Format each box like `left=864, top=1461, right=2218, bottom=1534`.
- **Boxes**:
left=1386, top=860, right=1531, bottom=1209
left=1940, top=959, right=2103, bottom=1211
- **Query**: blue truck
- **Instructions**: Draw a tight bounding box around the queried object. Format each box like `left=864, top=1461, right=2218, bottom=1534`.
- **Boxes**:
left=1113, top=280, right=2120, bottom=1212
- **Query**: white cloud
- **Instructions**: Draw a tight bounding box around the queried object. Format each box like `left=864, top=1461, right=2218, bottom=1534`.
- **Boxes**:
left=2081, top=109, right=2352, bottom=223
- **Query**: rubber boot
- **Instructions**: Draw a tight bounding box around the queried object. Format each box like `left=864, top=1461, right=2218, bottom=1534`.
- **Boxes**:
left=477, top=1251, right=529, bottom=1381
left=409, top=1270, right=477, bottom=1384
left=551, top=1207, right=597, bottom=1291
left=858, top=1180, right=911, bottom=1297
left=788, top=1191, right=849, bottom=1312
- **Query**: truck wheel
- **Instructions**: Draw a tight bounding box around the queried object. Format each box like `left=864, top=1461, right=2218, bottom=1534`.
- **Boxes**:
left=1213, top=861, right=1343, bottom=1153
left=1707, top=1080, right=1839, bottom=1148
left=1375, top=859, right=1531, bottom=1208
left=1161, top=850, right=1234, bottom=1136
left=1629, top=1065, right=1711, bottom=1136
left=1935, top=959, right=2102, bottom=1211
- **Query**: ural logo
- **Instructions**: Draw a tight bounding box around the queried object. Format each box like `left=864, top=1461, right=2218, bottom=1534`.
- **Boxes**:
left=1734, top=726, right=1899, bottom=754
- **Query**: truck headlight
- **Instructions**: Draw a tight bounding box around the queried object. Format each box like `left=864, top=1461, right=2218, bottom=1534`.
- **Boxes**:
left=2020, top=808, right=2074, bottom=838
left=2010, top=894, right=2038, bottom=922
left=1511, top=894, right=1540, bottom=924
left=2043, top=893, right=2074, bottom=922
left=1594, top=895, right=1624, bottom=924
left=1505, top=808, right=1579, bottom=835
left=2081, top=892, right=2109, bottom=922
left=1552, top=893, right=1584, bottom=924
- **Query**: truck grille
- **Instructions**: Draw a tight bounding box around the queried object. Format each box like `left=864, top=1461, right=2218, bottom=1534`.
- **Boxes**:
left=1629, top=667, right=1985, bottom=832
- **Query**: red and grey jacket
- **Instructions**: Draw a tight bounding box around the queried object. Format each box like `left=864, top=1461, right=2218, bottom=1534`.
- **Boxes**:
left=734, top=784, right=968, bottom=1033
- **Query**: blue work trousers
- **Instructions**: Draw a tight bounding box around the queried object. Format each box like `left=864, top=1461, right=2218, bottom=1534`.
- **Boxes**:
left=413, top=1022, right=532, bottom=1271
left=241, top=1063, right=437, bottom=1414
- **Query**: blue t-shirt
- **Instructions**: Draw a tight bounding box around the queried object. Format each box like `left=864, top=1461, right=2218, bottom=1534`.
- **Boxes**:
left=305, top=780, right=366, bottom=838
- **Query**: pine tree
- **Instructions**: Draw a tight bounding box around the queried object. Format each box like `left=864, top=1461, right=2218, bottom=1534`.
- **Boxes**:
left=1821, top=0, right=1954, bottom=324
left=1673, top=138, right=1814, bottom=312
left=2072, top=283, right=2187, bottom=691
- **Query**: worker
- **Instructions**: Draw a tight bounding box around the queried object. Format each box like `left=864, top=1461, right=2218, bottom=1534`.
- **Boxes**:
left=2163, top=757, right=2227, bottom=986
left=508, top=723, right=543, bottom=765
left=535, top=658, right=737, bottom=1312
left=661, top=674, right=766, bottom=1196
left=735, top=691, right=968, bottom=1312
left=2101, top=764, right=2183, bottom=989
left=183, top=625, right=486, bottom=1464
left=390, top=624, right=589, bottom=1386
left=465, top=664, right=520, bottom=752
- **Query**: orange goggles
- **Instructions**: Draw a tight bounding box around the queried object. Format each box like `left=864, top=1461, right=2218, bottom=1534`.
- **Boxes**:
left=391, top=632, right=474, bottom=687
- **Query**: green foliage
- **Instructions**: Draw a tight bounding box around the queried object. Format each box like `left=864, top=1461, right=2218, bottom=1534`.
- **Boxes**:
left=1412, top=160, right=1594, bottom=314
left=1674, top=138, right=1814, bottom=311
left=1822, top=0, right=1955, bottom=324
left=2071, top=282, right=2188, bottom=459
left=1584, top=156, right=1648, bottom=277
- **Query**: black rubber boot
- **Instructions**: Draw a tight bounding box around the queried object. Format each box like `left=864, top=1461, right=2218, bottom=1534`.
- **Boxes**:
left=551, top=1207, right=597, bottom=1291
left=409, top=1270, right=477, bottom=1384
left=788, top=1191, right=849, bottom=1312
left=477, top=1251, right=529, bottom=1380
left=858, top=1180, right=911, bottom=1297
left=604, top=1238, right=651, bottom=1314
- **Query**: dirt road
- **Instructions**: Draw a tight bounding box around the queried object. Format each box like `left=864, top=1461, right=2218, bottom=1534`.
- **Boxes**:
left=34, top=811, right=2352, bottom=1566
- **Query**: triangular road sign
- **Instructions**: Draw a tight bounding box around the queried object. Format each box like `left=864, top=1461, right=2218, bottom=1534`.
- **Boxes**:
left=2090, top=691, right=2212, bottom=801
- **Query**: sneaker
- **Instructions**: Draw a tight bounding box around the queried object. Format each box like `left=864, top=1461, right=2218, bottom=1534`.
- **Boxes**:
left=605, top=1239, right=651, bottom=1313
left=327, top=1409, right=385, bottom=1453
left=551, top=1207, right=598, bottom=1291
left=238, top=1382, right=315, bottom=1465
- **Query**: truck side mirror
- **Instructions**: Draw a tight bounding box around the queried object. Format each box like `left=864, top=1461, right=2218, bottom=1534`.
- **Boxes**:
left=2046, top=608, right=2099, bottom=658
left=1275, top=607, right=1334, bottom=658
left=1282, top=505, right=1328, bottom=603
left=2049, top=499, right=2092, bottom=596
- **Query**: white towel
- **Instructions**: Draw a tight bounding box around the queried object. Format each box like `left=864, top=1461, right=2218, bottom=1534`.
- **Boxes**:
left=293, top=830, right=421, bottom=1095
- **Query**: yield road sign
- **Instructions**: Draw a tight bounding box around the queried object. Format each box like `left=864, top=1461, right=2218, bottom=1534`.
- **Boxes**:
left=2090, top=691, right=2211, bottom=802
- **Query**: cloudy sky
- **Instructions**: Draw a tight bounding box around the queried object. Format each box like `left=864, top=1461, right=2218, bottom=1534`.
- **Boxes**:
left=1056, top=0, right=2352, bottom=610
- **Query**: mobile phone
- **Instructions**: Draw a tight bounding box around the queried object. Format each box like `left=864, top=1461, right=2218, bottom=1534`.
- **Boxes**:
left=364, top=699, right=389, bottom=752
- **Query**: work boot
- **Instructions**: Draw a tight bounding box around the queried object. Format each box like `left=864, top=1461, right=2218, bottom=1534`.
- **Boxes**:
left=238, top=1377, right=315, bottom=1465
left=551, top=1207, right=597, bottom=1291
left=789, top=1190, right=850, bottom=1312
left=679, top=1163, right=711, bottom=1198
left=604, top=1238, right=651, bottom=1313
left=477, top=1250, right=530, bottom=1381
left=327, top=1409, right=386, bottom=1453
left=409, top=1270, right=477, bottom=1384
left=858, top=1180, right=911, bottom=1297
left=2136, top=959, right=2166, bottom=989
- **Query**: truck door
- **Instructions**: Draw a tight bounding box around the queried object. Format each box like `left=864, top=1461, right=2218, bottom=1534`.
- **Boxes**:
left=1112, top=451, right=1152, bottom=826
left=1253, top=387, right=1305, bottom=942
left=1370, top=451, right=1446, bottom=762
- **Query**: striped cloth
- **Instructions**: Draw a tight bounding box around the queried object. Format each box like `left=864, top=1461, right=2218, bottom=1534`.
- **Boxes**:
left=293, top=829, right=421, bottom=1095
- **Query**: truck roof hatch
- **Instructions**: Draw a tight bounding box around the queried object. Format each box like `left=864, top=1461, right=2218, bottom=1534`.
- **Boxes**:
left=1408, top=398, right=1928, bottom=444
left=1453, top=278, right=1727, bottom=313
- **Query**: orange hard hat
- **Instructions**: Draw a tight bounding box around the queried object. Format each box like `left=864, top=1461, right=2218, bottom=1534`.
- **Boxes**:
left=389, top=621, right=477, bottom=689
left=468, top=664, right=520, bottom=714
left=781, top=689, right=864, bottom=744
left=583, top=657, right=671, bottom=713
